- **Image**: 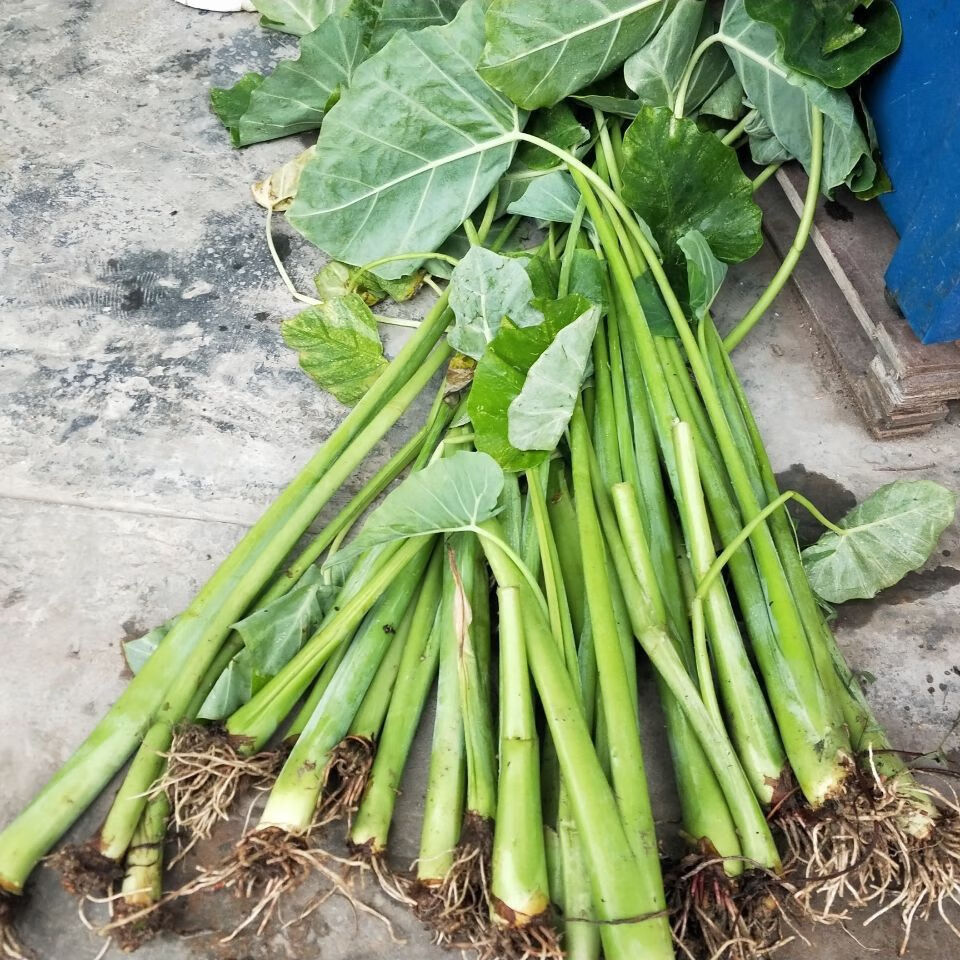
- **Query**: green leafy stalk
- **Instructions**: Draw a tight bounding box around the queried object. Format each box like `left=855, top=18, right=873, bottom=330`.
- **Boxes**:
left=418, top=555, right=468, bottom=883
left=479, top=518, right=675, bottom=960
left=490, top=586, right=551, bottom=925
left=450, top=534, right=497, bottom=824
left=349, top=570, right=445, bottom=853
left=672, top=420, right=787, bottom=803
left=570, top=401, right=669, bottom=921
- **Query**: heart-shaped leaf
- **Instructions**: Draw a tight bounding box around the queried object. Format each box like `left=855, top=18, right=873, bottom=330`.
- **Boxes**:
left=448, top=247, right=543, bottom=360
left=287, top=0, right=522, bottom=279
left=479, top=0, right=669, bottom=109
left=281, top=294, right=387, bottom=403
left=745, top=0, right=901, bottom=88
left=330, top=451, right=505, bottom=565
left=802, top=480, right=957, bottom=603
left=468, top=294, right=595, bottom=470
left=621, top=105, right=762, bottom=289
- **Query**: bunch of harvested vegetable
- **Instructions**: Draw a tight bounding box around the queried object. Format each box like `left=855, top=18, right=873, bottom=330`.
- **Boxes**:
left=4, top=2, right=960, bottom=960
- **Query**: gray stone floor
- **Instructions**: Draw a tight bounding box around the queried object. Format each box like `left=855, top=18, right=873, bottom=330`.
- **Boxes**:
left=1, top=2, right=958, bottom=958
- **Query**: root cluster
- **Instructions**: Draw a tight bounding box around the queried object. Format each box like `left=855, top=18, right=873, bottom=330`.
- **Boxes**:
left=669, top=851, right=797, bottom=960
left=154, top=725, right=285, bottom=851
left=171, top=827, right=387, bottom=941
left=316, top=736, right=375, bottom=827
left=49, top=842, right=123, bottom=898
left=0, top=894, right=28, bottom=960
left=482, top=913, right=563, bottom=960
left=413, top=814, right=493, bottom=950
left=777, top=758, right=960, bottom=952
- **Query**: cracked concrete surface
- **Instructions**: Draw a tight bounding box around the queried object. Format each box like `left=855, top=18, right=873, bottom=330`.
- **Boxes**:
left=1, top=2, right=959, bottom=958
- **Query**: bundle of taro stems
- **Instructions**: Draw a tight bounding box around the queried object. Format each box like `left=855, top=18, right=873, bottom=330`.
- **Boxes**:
left=1, top=111, right=958, bottom=960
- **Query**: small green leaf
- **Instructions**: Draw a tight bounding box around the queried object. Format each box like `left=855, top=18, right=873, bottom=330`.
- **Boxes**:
left=371, top=0, right=465, bottom=48
left=624, top=0, right=706, bottom=110
left=699, top=72, right=745, bottom=120
left=567, top=249, right=608, bottom=315
left=507, top=170, right=582, bottom=226
left=288, top=0, right=521, bottom=279
left=524, top=253, right=561, bottom=300
left=572, top=93, right=643, bottom=118
left=197, top=651, right=256, bottom=721
left=253, top=0, right=355, bottom=36
left=228, top=17, right=367, bottom=147
left=448, top=246, right=543, bottom=360
left=744, top=0, right=901, bottom=88
left=281, top=294, right=387, bottom=404
left=253, top=147, right=318, bottom=211
left=621, top=105, right=762, bottom=290
left=122, top=619, right=177, bottom=675
left=634, top=272, right=675, bottom=336
left=677, top=229, right=727, bottom=320
left=330, top=451, right=505, bottom=564
left=508, top=303, right=601, bottom=451
left=498, top=103, right=590, bottom=211
left=479, top=0, right=669, bottom=109
left=210, top=73, right=265, bottom=146
left=469, top=294, right=595, bottom=471
left=802, top=480, right=957, bottom=603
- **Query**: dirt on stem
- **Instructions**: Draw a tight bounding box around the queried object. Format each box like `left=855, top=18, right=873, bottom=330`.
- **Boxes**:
left=49, top=842, right=123, bottom=898
left=109, top=898, right=170, bottom=953
left=316, top=736, right=376, bottom=828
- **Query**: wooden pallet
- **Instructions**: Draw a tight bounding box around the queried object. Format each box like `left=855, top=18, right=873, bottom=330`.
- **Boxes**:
left=756, top=167, right=960, bottom=438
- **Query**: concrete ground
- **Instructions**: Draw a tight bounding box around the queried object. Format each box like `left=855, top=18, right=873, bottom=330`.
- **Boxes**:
left=1, top=2, right=958, bottom=958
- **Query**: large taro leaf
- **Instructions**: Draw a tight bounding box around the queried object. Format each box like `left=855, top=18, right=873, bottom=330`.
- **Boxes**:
left=468, top=294, right=595, bottom=471
left=508, top=303, right=600, bottom=451
left=281, top=294, right=387, bottom=403
left=479, top=0, right=670, bottom=110
left=802, top=480, right=957, bottom=603
left=371, top=0, right=465, bottom=50
left=448, top=247, right=543, bottom=360
left=330, top=451, right=505, bottom=565
left=621, top=105, right=762, bottom=289
left=677, top=229, right=727, bottom=320
left=624, top=0, right=706, bottom=110
left=287, top=0, right=522, bottom=280
left=745, top=0, right=901, bottom=88
left=221, top=17, right=367, bottom=147
left=718, top=0, right=875, bottom=193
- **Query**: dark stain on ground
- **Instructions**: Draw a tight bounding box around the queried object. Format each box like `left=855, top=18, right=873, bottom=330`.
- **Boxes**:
left=773, top=463, right=857, bottom=546
left=161, top=47, right=212, bottom=76
left=59, top=413, right=98, bottom=442
left=3, top=588, right=25, bottom=608
left=835, top=565, right=960, bottom=630
left=117, top=619, right=147, bottom=679
left=824, top=198, right=854, bottom=222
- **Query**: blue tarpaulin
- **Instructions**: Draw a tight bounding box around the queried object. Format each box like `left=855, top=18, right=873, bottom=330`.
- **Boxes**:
left=867, top=0, right=960, bottom=344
